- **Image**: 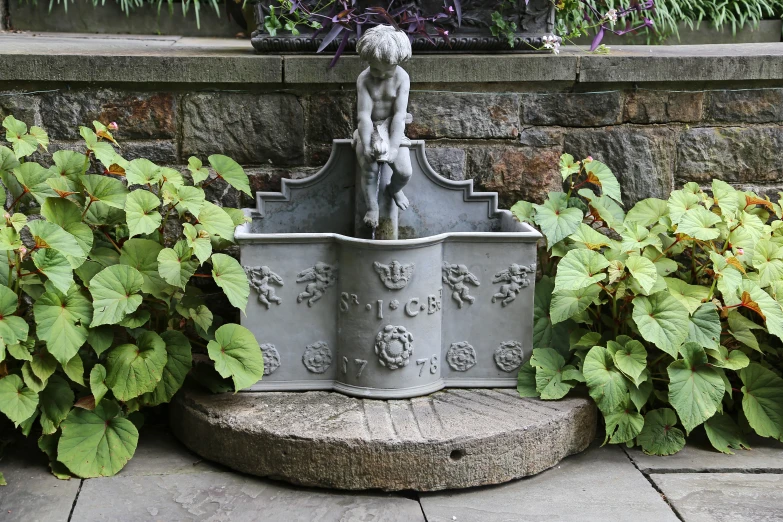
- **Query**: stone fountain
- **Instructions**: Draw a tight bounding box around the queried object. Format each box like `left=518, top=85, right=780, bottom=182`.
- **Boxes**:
left=171, top=26, right=596, bottom=491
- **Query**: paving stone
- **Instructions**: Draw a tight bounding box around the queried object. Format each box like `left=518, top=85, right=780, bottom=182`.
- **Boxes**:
left=520, top=91, right=622, bottom=127
left=420, top=445, right=679, bottom=522
left=0, top=440, right=81, bottom=522
left=623, top=90, right=704, bottom=124
left=626, top=436, right=783, bottom=474
left=407, top=92, right=519, bottom=139
left=71, top=471, right=424, bottom=522
left=118, top=428, right=225, bottom=476
left=704, top=88, right=783, bottom=124
left=652, top=473, right=783, bottom=522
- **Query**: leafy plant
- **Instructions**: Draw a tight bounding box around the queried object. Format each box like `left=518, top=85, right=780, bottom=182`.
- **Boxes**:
left=490, top=0, right=518, bottom=48
left=33, top=0, right=223, bottom=29
left=0, top=114, right=264, bottom=479
left=514, top=154, right=783, bottom=454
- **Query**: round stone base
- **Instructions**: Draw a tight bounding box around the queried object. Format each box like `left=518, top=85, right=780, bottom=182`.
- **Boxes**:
left=170, top=387, right=596, bottom=491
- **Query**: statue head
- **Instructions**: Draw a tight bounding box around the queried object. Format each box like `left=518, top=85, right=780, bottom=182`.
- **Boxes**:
left=357, top=25, right=412, bottom=79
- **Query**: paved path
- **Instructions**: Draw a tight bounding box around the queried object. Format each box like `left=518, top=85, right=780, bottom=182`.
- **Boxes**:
left=2, top=426, right=782, bottom=521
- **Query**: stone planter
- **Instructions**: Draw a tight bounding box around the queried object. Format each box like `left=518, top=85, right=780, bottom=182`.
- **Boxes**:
left=237, top=140, right=540, bottom=399
left=250, top=0, right=557, bottom=52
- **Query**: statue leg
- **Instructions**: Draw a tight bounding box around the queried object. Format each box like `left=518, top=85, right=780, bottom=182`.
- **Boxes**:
left=356, top=140, right=381, bottom=228
left=387, top=150, right=412, bottom=210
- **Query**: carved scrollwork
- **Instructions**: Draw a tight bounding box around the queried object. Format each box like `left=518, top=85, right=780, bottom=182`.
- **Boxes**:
left=446, top=341, right=477, bottom=372
left=245, top=266, right=284, bottom=309
left=302, top=341, right=333, bottom=373
left=442, top=262, right=480, bottom=308
left=492, top=263, right=536, bottom=307
left=296, top=262, right=338, bottom=307
left=373, top=260, right=415, bottom=290
left=494, top=340, right=525, bottom=372
left=374, top=325, right=414, bottom=370
left=260, top=343, right=281, bottom=375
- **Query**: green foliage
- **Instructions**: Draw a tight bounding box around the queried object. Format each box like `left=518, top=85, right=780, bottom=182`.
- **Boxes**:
left=0, top=115, right=264, bottom=479
left=516, top=153, right=783, bottom=455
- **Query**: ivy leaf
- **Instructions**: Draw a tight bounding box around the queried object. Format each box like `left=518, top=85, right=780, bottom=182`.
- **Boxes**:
left=625, top=255, right=658, bottom=294
left=32, top=249, right=73, bottom=294
left=740, top=363, right=783, bottom=440
left=633, top=293, right=690, bottom=357
left=58, top=400, right=138, bottom=478
left=124, top=190, right=161, bottom=238
left=559, top=153, right=581, bottom=180
left=626, top=198, right=668, bottom=227
left=140, top=331, right=192, bottom=407
left=39, top=374, right=74, bottom=435
left=664, top=278, right=709, bottom=315
left=183, top=223, right=212, bottom=265
left=0, top=285, right=28, bottom=346
left=686, top=302, right=721, bottom=350
left=583, top=346, right=628, bottom=415
left=605, top=396, right=644, bottom=445
left=554, top=249, right=609, bottom=294
left=529, top=348, right=581, bottom=400
left=105, top=331, right=168, bottom=401
left=677, top=205, right=721, bottom=240
left=27, top=220, right=83, bottom=259
left=207, top=324, right=263, bottom=391
left=517, top=362, right=538, bottom=397
left=704, top=413, right=750, bottom=455
left=611, top=338, right=647, bottom=383
left=210, top=253, right=250, bottom=311
left=188, top=156, right=210, bottom=184
left=637, top=408, right=685, bottom=456
left=157, top=241, right=197, bottom=289
left=533, top=192, right=583, bottom=247
left=727, top=310, right=763, bottom=352
left=208, top=154, right=251, bottom=196
left=33, top=284, right=92, bottom=365
left=89, top=265, right=144, bottom=327
left=667, top=342, right=725, bottom=433
left=0, top=374, right=39, bottom=427
left=752, top=239, right=783, bottom=288
left=90, top=364, right=109, bottom=406
left=584, top=160, right=621, bottom=205
left=125, top=158, right=162, bottom=187
left=550, top=284, right=601, bottom=325
left=82, top=174, right=128, bottom=209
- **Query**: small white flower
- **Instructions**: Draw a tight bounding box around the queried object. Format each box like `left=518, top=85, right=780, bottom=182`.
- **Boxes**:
left=604, top=9, right=618, bottom=25
left=542, top=35, right=560, bottom=54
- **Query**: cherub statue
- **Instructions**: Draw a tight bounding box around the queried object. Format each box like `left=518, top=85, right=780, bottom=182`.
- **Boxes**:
left=442, top=262, right=480, bottom=308
left=246, top=265, right=284, bottom=309
left=492, top=263, right=534, bottom=307
left=353, top=25, right=413, bottom=229
left=296, top=262, right=338, bottom=306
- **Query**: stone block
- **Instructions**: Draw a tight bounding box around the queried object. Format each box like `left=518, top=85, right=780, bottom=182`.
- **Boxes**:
left=520, top=91, right=622, bottom=127
left=0, top=92, right=41, bottom=127
left=425, top=147, right=466, bottom=180
left=39, top=90, right=176, bottom=140
left=705, top=88, right=783, bottom=123
left=563, top=126, right=676, bottom=206
left=518, top=126, right=564, bottom=148
left=624, top=90, right=703, bottom=124
left=182, top=92, right=305, bottom=166
left=305, top=91, right=354, bottom=144
left=407, top=92, right=519, bottom=140
left=466, top=145, right=562, bottom=207
left=676, top=126, right=783, bottom=184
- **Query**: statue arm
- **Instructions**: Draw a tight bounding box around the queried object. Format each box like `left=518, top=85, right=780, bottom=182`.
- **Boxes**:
left=388, top=70, right=410, bottom=159
left=356, top=75, right=374, bottom=155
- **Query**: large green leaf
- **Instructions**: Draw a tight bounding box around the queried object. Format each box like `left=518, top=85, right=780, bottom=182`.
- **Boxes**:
left=208, top=154, right=251, bottom=196
left=0, top=374, right=39, bottom=427
left=517, top=362, right=538, bottom=397
left=22, top=360, right=47, bottom=392
left=34, top=284, right=92, bottom=365
left=550, top=284, right=601, bottom=325
left=620, top=223, right=662, bottom=253
left=568, top=223, right=612, bottom=250
left=50, top=150, right=88, bottom=182
left=740, top=363, right=783, bottom=440
left=632, top=293, right=690, bottom=357
left=141, top=331, right=192, bottom=406
left=668, top=342, right=725, bottom=433
left=752, top=239, right=783, bottom=288
left=625, top=255, right=658, bottom=294
left=105, top=331, right=168, bottom=401
left=584, top=160, right=621, bottom=204
left=604, top=396, right=644, bottom=445
left=626, top=198, right=668, bottom=227
left=188, top=156, right=210, bottom=184
left=704, top=413, right=750, bottom=455
left=529, top=347, right=582, bottom=400
left=27, top=220, right=83, bottom=259
left=80, top=127, right=119, bottom=167
left=119, top=238, right=174, bottom=300
left=82, top=174, right=128, bottom=209
left=559, top=153, right=580, bottom=180
left=157, top=241, right=197, bottom=289
left=742, top=280, right=783, bottom=342
left=580, top=189, right=625, bottom=230
left=87, top=326, right=114, bottom=356
left=554, top=249, right=609, bottom=294
left=124, top=189, right=161, bottom=238
left=14, top=162, right=56, bottom=203
left=63, top=353, right=85, bottom=386
left=712, top=179, right=740, bottom=217
left=664, top=278, right=709, bottom=315
left=727, top=310, right=763, bottom=352
left=207, top=324, right=263, bottom=391
left=533, top=192, right=583, bottom=247
left=707, top=346, right=750, bottom=371
left=667, top=189, right=701, bottom=225
left=686, top=302, right=721, bottom=350
left=0, top=145, right=21, bottom=176
left=197, top=201, right=236, bottom=242
left=0, top=285, right=28, bottom=346
left=611, top=338, right=647, bottom=383
left=167, top=185, right=206, bottom=217
left=30, top=346, right=58, bottom=381
left=89, top=265, right=144, bottom=327
left=583, top=346, right=628, bottom=415
left=58, top=401, right=138, bottom=478
left=125, top=158, right=162, bottom=187
left=211, top=253, right=249, bottom=311
left=677, top=205, right=721, bottom=240
left=90, top=364, right=109, bottom=405
left=32, top=249, right=73, bottom=294
left=39, top=374, right=74, bottom=435
left=183, top=223, right=212, bottom=265
left=637, top=408, right=686, bottom=456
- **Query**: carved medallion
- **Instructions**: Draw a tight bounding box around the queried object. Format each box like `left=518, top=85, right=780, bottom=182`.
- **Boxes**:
left=494, top=341, right=525, bottom=372
left=446, top=342, right=477, bottom=372
left=260, top=343, right=281, bottom=375
left=389, top=299, right=400, bottom=310
left=296, top=262, right=338, bottom=307
left=245, top=266, right=284, bottom=309
left=492, top=263, right=536, bottom=307
left=374, top=325, right=414, bottom=370
left=442, top=262, right=480, bottom=308
left=302, top=341, right=333, bottom=373
left=373, top=260, right=414, bottom=290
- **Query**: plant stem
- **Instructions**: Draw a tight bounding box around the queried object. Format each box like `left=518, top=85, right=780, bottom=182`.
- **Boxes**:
left=8, top=189, right=28, bottom=211
left=102, top=230, right=121, bottom=253
left=81, top=198, right=94, bottom=220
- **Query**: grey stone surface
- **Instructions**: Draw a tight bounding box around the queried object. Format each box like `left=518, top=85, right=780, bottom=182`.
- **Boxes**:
left=676, top=126, right=783, bottom=184
left=623, top=90, right=704, bottom=124
left=626, top=436, right=783, bottom=473
left=520, top=92, right=622, bottom=127
left=420, top=445, right=680, bottom=522
left=0, top=92, right=41, bottom=127
left=182, top=92, right=305, bottom=165
left=564, top=126, right=676, bottom=205
left=652, top=473, right=783, bottom=522
left=705, top=88, right=783, bottom=123
left=119, top=428, right=225, bottom=476
left=425, top=147, right=467, bottom=180
left=517, top=126, right=564, bottom=148
left=305, top=91, right=354, bottom=145
left=40, top=139, right=178, bottom=165
left=407, top=92, right=519, bottom=139
left=170, top=387, right=597, bottom=491
left=0, top=440, right=81, bottom=522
